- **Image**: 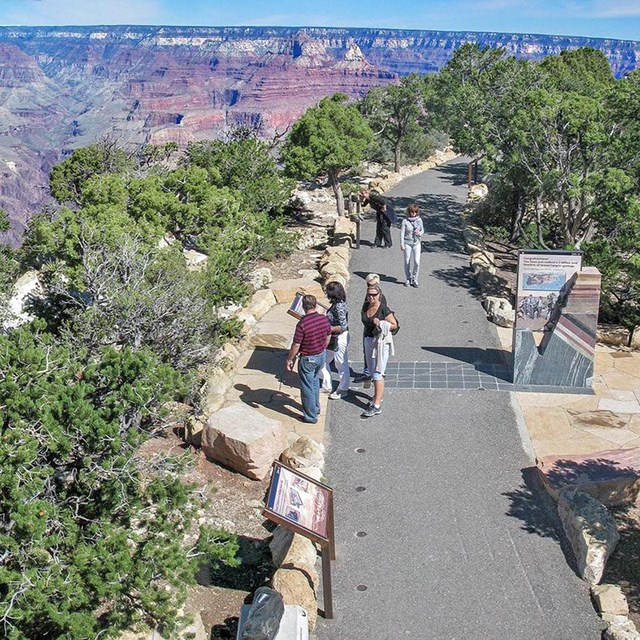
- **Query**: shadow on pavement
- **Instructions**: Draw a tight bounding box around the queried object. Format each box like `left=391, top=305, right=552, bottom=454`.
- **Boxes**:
left=502, top=467, right=581, bottom=575
left=421, top=345, right=511, bottom=374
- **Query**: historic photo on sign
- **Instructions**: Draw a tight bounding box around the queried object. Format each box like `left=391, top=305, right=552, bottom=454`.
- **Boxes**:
left=264, top=462, right=332, bottom=542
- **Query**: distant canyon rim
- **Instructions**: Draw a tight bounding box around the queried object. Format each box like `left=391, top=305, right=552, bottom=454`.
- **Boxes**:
left=0, top=25, right=639, bottom=245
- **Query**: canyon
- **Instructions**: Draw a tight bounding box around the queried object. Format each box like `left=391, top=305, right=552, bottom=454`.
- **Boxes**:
left=0, top=25, right=639, bottom=244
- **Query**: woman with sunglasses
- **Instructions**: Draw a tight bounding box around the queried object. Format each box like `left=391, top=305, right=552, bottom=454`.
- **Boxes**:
left=361, top=284, right=397, bottom=418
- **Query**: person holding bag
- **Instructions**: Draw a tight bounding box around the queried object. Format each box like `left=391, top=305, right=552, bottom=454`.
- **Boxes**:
left=321, top=281, right=350, bottom=400
left=360, top=284, right=397, bottom=418
left=400, top=203, right=424, bottom=288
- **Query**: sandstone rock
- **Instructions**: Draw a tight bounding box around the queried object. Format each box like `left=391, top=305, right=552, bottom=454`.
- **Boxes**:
left=244, top=288, right=277, bottom=322
left=270, top=526, right=318, bottom=570
left=462, top=227, right=487, bottom=253
left=289, top=190, right=313, bottom=210
left=235, top=310, right=257, bottom=334
left=186, top=415, right=205, bottom=447
left=558, top=490, right=619, bottom=586
left=592, top=584, right=629, bottom=617
left=484, top=296, right=515, bottom=328
left=320, top=260, right=350, bottom=281
left=323, top=274, right=346, bottom=288
left=602, top=615, right=640, bottom=640
left=201, top=367, right=234, bottom=415
left=470, top=251, right=496, bottom=274
left=268, top=278, right=325, bottom=304
left=247, top=267, right=273, bottom=290
left=5, top=270, right=41, bottom=329
left=469, top=183, right=489, bottom=200
left=319, top=246, right=350, bottom=266
left=597, top=326, right=632, bottom=348
left=281, top=436, right=325, bottom=470
left=333, top=218, right=357, bottom=247
left=296, top=466, right=323, bottom=481
left=298, top=269, right=322, bottom=280
left=272, top=568, right=317, bottom=631
left=215, top=341, right=241, bottom=369
left=183, top=249, right=208, bottom=271
left=631, top=329, right=640, bottom=351
left=202, top=403, right=287, bottom=480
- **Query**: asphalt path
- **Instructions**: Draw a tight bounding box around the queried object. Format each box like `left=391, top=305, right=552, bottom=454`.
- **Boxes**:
left=315, top=158, right=602, bottom=639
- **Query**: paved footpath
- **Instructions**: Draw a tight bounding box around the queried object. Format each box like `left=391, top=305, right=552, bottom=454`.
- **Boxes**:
left=315, top=159, right=603, bottom=639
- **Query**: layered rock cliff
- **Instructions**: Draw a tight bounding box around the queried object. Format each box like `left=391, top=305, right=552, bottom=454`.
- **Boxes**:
left=0, top=25, right=638, bottom=244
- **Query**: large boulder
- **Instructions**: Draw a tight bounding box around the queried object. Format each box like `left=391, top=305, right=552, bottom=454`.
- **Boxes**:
left=201, top=367, right=235, bottom=415
left=320, top=260, right=350, bottom=281
left=244, top=289, right=277, bottom=322
left=247, top=267, right=273, bottom=291
left=272, top=568, right=317, bottom=631
left=269, top=527, right=318, bottom=579
left=202, top=403, right=287, bottom=480
left=183, top=249, right=208, bottom=271
left=483, top=296, right=515, bottom=328
left=558, top=490, right=619, bottom=586
left=5, top=270, right=42, bottom=329
left=280, top=436, right=325, bottom=470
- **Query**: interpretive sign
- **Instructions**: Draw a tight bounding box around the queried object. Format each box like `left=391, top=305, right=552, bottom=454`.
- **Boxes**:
left=264, top=461, right=333, bottom=544
left=512, top=250, right=601, bottom=389
left=514, top=250, right=582, bottom=333
left=263, top=461, right=336, bottom=619
left=287, top=292, right=328, bottom=320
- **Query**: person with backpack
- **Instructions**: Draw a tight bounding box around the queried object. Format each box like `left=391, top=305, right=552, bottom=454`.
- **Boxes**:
left=360, top=283, right=397, bottom=418
left=360, top=189, right=394, bottom=248
left=400, top=203, right=424, bottom=288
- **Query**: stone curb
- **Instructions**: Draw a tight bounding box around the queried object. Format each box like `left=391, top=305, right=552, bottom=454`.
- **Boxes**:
left=460, top=194, right=515, bottom=328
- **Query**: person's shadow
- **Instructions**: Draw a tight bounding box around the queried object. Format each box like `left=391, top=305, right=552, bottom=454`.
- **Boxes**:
left=234, top=382, right=302, bottom=419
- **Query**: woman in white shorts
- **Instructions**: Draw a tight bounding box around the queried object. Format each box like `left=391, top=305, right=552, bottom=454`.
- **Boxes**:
left=360, top=284, right=397, bottom=418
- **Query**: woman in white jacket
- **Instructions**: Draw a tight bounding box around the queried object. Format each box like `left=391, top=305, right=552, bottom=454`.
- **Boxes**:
left=360, top=284, right=397, bottom=418
left=400, top=203, right=424, bottom=288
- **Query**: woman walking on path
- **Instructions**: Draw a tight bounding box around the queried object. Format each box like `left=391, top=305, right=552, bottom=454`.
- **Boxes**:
left=321, top=281, right=350, bottom=400
left=361, top=284, right=397, bottom=418
left=400, top=203, right=424, bottom=288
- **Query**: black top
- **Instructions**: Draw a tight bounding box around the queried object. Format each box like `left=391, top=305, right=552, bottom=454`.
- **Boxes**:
left=361, top=302, right=393, bottom=338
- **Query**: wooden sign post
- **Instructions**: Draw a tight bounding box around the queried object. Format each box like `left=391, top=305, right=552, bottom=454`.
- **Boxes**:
left=263, top=461, right=336, bottom=619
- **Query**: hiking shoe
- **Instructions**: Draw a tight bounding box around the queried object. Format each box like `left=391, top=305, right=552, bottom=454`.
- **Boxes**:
left=361, top=404, right=382, bottom=418
left=329, top=390, right=348, bottom=400
left=353, top=373, right=371, bottom=383
left=410, top=280, right=419, bottom=288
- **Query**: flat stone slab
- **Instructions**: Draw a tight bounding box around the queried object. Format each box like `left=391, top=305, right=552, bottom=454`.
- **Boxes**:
left=538, top=448, right=640, bottom=506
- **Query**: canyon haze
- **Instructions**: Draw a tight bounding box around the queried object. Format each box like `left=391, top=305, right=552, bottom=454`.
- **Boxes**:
left=1, top=25, right=639, bottom=244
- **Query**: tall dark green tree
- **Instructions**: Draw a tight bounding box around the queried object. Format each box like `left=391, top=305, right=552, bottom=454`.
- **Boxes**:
left=281, top=93, right=373, bottom=215
left=360, top=74, right=432, bottom=172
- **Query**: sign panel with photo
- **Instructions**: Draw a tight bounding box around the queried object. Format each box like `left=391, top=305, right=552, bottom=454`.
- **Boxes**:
left=264, top=461, right=333, bottom=544
left=287, top=291, right=328, bottom=320
left=515, top=250, right=582, bottom=333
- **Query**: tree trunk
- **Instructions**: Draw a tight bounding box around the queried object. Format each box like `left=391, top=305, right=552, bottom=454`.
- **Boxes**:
left=394, top=141, right=401, bottom=174
left=510, top=192, right=526, bottom=243
left=328, top=169, right=344, bottom=216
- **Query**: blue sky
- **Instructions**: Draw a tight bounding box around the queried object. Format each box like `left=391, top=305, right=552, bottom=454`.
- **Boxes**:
left=0, top=0, right=639, bottom=41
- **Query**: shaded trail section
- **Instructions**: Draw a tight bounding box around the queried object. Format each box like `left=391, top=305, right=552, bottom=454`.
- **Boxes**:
left=316, top=159, right=602, bottom=639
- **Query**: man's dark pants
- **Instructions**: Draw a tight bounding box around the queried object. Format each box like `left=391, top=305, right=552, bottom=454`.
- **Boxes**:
left=298, top=352, right=325, bottom=423
left=375, top=215, right=393, bottom=247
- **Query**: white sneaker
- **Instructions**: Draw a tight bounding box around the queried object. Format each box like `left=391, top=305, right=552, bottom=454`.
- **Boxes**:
left=329, top=390, right=348, bottom=400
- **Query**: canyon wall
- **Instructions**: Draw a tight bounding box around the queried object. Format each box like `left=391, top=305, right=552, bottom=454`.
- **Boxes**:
left=0, top=25, right=638, bottom=244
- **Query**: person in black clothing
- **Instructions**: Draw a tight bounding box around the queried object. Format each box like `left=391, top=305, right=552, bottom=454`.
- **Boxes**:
left=360, top=189, right=393, bottom=248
